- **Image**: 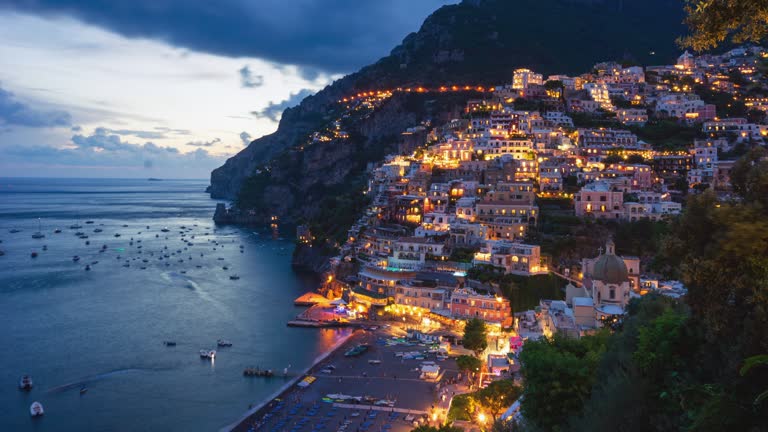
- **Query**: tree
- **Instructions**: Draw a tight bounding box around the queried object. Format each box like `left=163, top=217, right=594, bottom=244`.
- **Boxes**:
left=463, top=318, right=488, bottom=356
left=678, top=0, right=768, bottom=51
left=456, top=355, right=483, bottom=373
left=474, top=379, right=523, bottom=421
left=740, top=355, right=768, bottom=405
left=519, top=332, right=609, bottom=430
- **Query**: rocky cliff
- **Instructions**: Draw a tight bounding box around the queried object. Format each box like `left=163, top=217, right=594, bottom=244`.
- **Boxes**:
left=209, top=0, right=686, bottom=201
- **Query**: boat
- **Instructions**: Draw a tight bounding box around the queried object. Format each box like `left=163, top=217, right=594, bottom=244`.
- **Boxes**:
left=85, top=220, right=94, bottom=224
left=70, top=223, right=82, bottom=229
left=94, top=228, right=103, bottom=233
left=29, top=401, right=44, bottom=417
left=217, top=339, right=233, bottom=347
left=79, top=386, right=88, bottom=395
left=42, top=245, right=47, bottom=251
left=229, top=275, right=240, bottom=280
left=161, top=228, right=170, bottom=233
left=114, top=233, right=121, bottom=238
left=9, top=228, right=21, bottom=233
left=30, top=252, right=38, bottom=258
left=344, top=344, right=370, bottom=357
left=85, top=265, right=91, bottom=271
left=32, top=218, right=45, bottom=239
left=163, top=341, right=176, bottom=347
left=72, top=256, right=80, bottom=262
left=54, top=229, right=62, bottom=234
left=199, top=349, right=216, bottom=359
left=18, top=375, right=33, bottom=390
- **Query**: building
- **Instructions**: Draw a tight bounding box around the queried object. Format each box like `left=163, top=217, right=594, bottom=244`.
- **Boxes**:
left=473, top=241, right=546, bottom=275
left=448, top=288, right=512, bottom=326
left=574, top=181, right=623, bottom=219
left=577, top=240, right=635, bottom=326
left=512, top=68, right=543, bottom=90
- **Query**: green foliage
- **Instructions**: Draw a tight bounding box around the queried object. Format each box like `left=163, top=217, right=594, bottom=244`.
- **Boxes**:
left=450, top=247, right=478, bottom=263
left=730, top=147, right=768, bottom=209
left=678, top=0, right=768, bottom=51
left=456, top=355, right=483, bottom=373
left=474, top=379, right=523, bottom=420
left=463, top=318, right=488, bottom=356
left=628, top=120, right=703, bottom=151
left=519, top=332, right=609, bottom=431
left=447, top=394, right=474, bottom=422
left=694, top=85, right=750, bottom=118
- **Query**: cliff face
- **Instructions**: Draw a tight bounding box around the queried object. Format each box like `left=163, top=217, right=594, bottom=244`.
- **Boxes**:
left=209, top=0, right=686, bottom=201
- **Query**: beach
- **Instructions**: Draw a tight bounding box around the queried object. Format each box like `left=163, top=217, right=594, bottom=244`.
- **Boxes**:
left=229, top=324, right=463, bottom=432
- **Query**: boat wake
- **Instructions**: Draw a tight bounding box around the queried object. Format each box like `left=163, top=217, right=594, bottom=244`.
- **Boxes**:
left=46, top=367, right=172, bottom=393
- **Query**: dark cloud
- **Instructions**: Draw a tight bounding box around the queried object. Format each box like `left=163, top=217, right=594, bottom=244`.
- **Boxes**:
left=71, top=125, right=82, bottom=132
left=239, top=131, right=252, bottom=146
left=238, top=65, right=264, bottom=88
left=0, top=84, right=71, bottom=127
left=252, top=88, right=315, bottom=122
left=0, top=0, right=455, bottom=73
left=185, top=137, right=221, bottom=147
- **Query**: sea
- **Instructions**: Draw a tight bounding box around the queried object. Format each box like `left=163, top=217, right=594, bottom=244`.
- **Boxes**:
left=0, top=178, right=349, bottom=431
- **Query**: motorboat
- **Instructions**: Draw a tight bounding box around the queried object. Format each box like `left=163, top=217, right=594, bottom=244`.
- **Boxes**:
left=163, top=341, right=177, bottom=347
left=18, top=375, right=33, bottom=390
left=70, top=223, right=82, bottom=229
left=30, top=252, right=38, bottom=258
left=79, top=386, right=88, bottom=395
left=85, top=220, right=94, bottom=224
left=217, top=339, right=233, bottom=347
left=29, top=401, right=44, bottom=417
left=199, top=349, right=216, bottom=359
left=42, top=245, right=47, bottom=251
left=161, top=228, right=170, bottom=233
left=229, top=275, right=240, bottom=280
left=73, top=256, right=80, bottom=262
left=9, top=228, right=21, bottom=233
left=94, top=228, right=103, bottom=233
left=114, top=233, right=121, bottom=238
left=54, top=228, right=62, bottom=233
left=85, top=265, right=91, bottom=271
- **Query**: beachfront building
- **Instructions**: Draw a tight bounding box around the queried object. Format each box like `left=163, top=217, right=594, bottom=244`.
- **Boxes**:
left=448, top=288, right=512, bottom=326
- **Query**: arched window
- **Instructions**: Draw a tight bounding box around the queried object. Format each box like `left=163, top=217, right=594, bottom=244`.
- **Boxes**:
left=609, top=287, right=616, bottom=300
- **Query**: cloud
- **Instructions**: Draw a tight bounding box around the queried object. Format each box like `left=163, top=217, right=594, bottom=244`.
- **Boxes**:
left=95, top=126, right=167, bottom=139
left=252, top=88, right=315, bottom=122
left=185, top=137, right=221, bottom=147
left=3, top=128, right=225, bottom=177
left=0, top=0, right=456, bottom=73
left=0, top=84, right=72, bottom=127
left=238, top=65, right=264, bottom=88
left=239, top=131, right=252, bottom=146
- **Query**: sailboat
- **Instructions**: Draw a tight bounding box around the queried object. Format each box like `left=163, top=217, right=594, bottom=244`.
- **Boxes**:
left=31, top=219, right=45, bottom=239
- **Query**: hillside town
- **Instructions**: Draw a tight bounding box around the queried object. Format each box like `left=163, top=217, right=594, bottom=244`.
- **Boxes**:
left=235, top=45, right=768, bottom=432
left=297, top=46, right=765, bottom=337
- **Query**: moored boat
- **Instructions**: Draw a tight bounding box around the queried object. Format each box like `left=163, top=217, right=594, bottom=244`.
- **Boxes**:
left=18, top=375, right=33, bottom=390
left=29, top=401, right=44, bottom=417
left=199, top=349, right=216, bottom=359
left=217, top=339, right=232, bottom=347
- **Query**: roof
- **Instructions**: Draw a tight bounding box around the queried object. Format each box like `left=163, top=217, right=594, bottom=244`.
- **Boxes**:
left=573, top=297, right=594, bottom=307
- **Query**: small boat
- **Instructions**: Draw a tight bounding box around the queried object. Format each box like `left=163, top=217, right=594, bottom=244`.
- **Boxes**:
left=122, top=224, right=129, bottom=228
left=163, top=341, right=176, bottom=347
left=85, top=265, right=91, bottom=271
left=161, top=228, right=170, bottom=233
left=42, top=245, right=47, bottom=251
left=94, top=228, right=103, bottom=233
left=9, top=228, right=21, bottom=233
left=70, top=223, right=82, bottom=229
left=229, top=275, right=240, bottom=280
left=114, top=233, right=121, bottom=238
left=199, top=349, right=216, bottom=359
left=30, top=401, right=44, bottom=417
left=85, top=220, right=94, bottom=224
left=217, top=339, right=233, bottom=347
left=80, top=235, right=89, bottom=239
left=30, top=252, right=38, bottom=258
left=32, top=219, right=45, bottom=239
left=73, top=256, right=80, bottom=262
left=85, top=240, right=90, bottom=245
left=54, top=229, right=62, bottom=234
left=79, top=386, right=88, bottom=395
left=222, top=266, right=229, bottom=270
left=19, top=375, right=33, bottom=390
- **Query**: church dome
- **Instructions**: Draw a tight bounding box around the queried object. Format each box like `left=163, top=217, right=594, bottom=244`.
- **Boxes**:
left=592, top=240, right=628, bottom=284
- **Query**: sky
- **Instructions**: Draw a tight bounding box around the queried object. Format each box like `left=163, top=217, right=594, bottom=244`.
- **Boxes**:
left=0, top=0, right=455, bottom=179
